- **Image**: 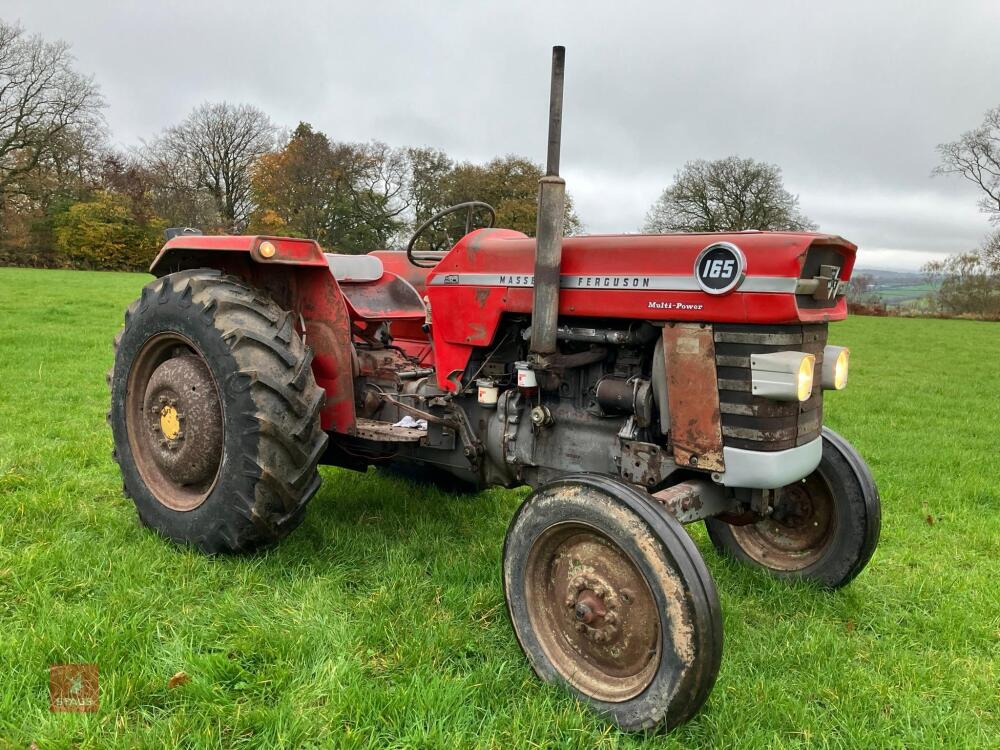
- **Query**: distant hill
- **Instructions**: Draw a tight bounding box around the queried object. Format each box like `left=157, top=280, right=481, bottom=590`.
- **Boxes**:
left=853, top=267, right=937, bottom=309
left=853, top=268, right=927, bottom=286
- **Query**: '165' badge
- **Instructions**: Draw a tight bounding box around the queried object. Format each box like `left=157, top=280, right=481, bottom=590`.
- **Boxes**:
left=694, top=242, right=746, bottom=295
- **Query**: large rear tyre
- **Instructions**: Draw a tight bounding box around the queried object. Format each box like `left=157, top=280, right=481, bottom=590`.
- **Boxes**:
left=109, top=269, right=328, bottom=554
left=705, top=427, right=880, bottom=588
left=502, top=474, right=723, bottom=731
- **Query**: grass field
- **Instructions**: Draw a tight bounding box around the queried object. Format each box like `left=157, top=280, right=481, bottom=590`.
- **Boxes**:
left=0, top=266, right=997, bottom=748
left=873, top=283, right=938, bottom=310
left=875, top=284, right=937, bottom=308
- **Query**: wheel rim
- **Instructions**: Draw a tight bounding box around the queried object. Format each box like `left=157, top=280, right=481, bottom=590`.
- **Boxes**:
left=124, top=332, right=223, bottom=511
left=729, top=473, right=836, bottom=571
left=524, top=521, right=661, bottom=702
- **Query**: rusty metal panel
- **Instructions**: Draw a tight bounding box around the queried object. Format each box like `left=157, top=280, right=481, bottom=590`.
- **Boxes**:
left=353, top=418, right=426, bottom=443
left=661, top=323, right=725, bottom=472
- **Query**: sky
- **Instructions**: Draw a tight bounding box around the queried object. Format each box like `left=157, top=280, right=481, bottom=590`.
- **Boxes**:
left=6, top=0, right=1000, bottom=270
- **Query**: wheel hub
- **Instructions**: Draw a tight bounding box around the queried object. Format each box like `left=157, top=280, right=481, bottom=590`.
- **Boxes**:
left=525, top=524, right=661, bottom=702
left=141, top=355, right=222, bottom=489
left=125, top=335, right=224, bottom=513
left=159, top=404, right=182, bottom=441
left=730, top=476, right=836, bottom=570
left=565, top=572, right=621, bottom=645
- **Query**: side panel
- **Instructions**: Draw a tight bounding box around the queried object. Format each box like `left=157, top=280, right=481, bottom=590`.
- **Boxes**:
left=661, top=324, right=725, bottom=472
left=286, top=268, right=357, bottom=434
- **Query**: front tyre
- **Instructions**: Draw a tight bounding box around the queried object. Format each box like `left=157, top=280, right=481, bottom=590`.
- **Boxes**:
left=109, top=269, right=328, bottom=554
left=503, top=474, right=723, bottom=731
left=705, top=427, right=880, bottom=588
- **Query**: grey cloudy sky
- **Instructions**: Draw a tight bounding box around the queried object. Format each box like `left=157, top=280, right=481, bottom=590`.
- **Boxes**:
left=8, top=0, right=1000, bottom=269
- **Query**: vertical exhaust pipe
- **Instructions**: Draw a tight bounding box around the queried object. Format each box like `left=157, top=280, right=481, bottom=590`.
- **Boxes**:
left=529, top=46, right=567, bottom=360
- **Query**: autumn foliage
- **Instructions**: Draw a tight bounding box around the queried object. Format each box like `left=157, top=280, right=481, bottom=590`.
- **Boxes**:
left=52, top=192, right=164, bottom=271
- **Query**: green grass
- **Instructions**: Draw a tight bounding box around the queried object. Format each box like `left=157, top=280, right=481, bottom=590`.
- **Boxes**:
left=0, top=266, right=997, bottom=748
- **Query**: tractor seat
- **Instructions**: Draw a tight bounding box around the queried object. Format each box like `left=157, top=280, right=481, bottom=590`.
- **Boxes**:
left=325, top=253, right=384, bottom=282
left=325, top=253, right=426, bottom=322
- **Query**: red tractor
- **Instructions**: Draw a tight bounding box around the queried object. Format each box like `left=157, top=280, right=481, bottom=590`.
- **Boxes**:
left=108, top=48, right=879, bottom=730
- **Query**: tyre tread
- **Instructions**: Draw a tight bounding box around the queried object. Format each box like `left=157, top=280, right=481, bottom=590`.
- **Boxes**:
left=110, top=269, right=328, bottom=553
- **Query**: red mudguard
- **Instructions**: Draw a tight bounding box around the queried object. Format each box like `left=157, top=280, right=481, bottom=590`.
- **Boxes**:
left=149, top=235, right=356, bottom=434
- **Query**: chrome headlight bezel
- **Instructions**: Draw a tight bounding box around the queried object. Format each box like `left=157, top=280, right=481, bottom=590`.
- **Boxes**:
left=822, top=345, right=850, bottom=390
left=750, top=351, right=816, bottom=402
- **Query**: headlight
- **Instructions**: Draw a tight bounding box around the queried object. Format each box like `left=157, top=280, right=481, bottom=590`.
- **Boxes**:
left=750, top=351, right=816, bottom=402
left=822, top=345, right=850, bottom=390
left=797, top=355, right=816, bottom=401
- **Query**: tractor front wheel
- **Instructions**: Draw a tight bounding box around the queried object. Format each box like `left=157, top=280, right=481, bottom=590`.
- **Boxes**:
left=502, top=474, right=723, bottom=731
left=705, top=427, right=880, bottom=588
left=109, top=269, right=327, bottom=553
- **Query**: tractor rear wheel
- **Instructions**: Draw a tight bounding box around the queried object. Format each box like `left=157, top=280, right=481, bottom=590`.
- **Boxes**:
left=502, top=474, right=723, bottom=731
left=705, top=427, right=880, bottom=588
left=108, top=269, right=327, bottom=553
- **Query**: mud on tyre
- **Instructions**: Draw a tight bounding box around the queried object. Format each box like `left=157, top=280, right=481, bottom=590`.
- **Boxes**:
left=108, top=269, right=327, bottom=553
left=503, top=474, right=723, bottom=731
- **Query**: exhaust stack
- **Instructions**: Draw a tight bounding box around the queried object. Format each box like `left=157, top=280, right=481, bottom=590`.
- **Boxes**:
left=529, top=46, right=567, bottom=360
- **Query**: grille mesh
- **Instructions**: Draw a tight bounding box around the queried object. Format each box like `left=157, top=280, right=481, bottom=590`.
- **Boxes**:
left=714, top=323, right=827, bottom=451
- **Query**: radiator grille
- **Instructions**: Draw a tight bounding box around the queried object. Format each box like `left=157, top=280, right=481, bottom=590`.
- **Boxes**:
left=714, top=323, right=827, bottom=451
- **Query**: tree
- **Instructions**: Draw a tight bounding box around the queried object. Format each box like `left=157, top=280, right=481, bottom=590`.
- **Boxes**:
left=643, top=156, right=816, bottom=233
left=407, top=153, right=582, bottom=247
left=0, top=20, right=104, bottom=215
left=249, top=123, right=409, bottom=252
left=52, top=191, right=165, bottom=271
left=407, top=147, right=454, bottom=225
left=923, top=232, right=1000, bottom=319
left=928, top=107, right=1000, bottom=318
left=147, top=102, right=277, bottom=232
left=846, top=273, right=883, bottom=308
left=935, top=106, right=1000, bottom=223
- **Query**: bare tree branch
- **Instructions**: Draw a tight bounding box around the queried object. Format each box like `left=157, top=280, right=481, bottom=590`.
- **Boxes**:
left=144, top=102, right=277, bottom=232
left=935, top=105, right=1000, bottom=222
left=0, top=20, right=104, bottom=209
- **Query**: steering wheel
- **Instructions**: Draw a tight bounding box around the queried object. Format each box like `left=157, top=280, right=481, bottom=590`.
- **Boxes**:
left=406, top=201, right=496, bottom=268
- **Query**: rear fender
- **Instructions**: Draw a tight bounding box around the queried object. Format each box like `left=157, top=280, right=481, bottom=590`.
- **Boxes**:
left=150, top=235, right=356, bottom=434
left=149, top=235, right=330, bottom=276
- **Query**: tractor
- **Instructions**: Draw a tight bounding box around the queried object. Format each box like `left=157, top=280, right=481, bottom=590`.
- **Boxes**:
left=108, top=48, right=880, bottom=730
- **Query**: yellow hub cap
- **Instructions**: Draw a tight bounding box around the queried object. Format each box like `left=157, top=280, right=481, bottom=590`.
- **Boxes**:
left=159, top=405, right=181, bottom=440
